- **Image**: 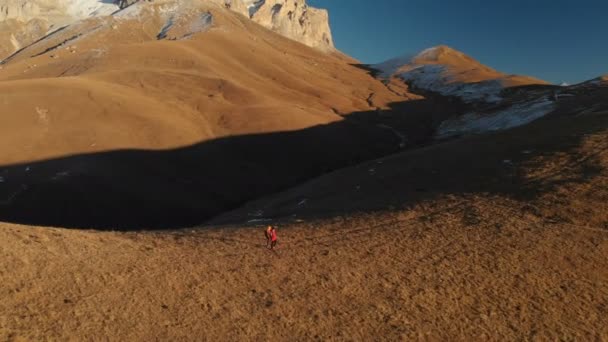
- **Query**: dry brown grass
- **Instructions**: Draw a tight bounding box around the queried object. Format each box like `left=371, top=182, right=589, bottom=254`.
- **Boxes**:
left=0, top=4, right=405, bottom=165
left=2, top=110, right=608, bottom=340
left=2, top=3, right=608, bottom=340
left=1, top=194, right=607, bottom=340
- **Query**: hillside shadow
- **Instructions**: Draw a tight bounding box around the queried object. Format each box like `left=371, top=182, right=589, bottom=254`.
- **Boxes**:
left=343, top=94, right=468, bottom=146
left=1, top=97, right=606, bottom=231
left=350, top=63, right=382, bottom=78
left=211, top=109, right=608, bottom=225
left=0, top=115, right=402, bottom=230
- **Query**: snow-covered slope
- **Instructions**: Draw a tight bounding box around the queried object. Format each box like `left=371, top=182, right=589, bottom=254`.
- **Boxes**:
left=374, top=46, right=546, bottom=104
left=375, top=46, right=559, bottom=137
left=437, top=98, right=556, bottom=138
left=585, top=75, right=608, bottom=86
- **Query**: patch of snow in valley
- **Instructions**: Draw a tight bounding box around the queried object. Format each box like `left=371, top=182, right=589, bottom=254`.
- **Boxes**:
left=247, top=218, right=272, bottom=223
left=51, top=171, right=70, bottom=181
left=437, top=98, right=556, bottom=138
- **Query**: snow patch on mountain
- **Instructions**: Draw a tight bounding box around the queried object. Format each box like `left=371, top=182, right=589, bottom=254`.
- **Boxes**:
left=374, top=46, right=544, bottom=104
left=373, top=54, right=416, bottom=79
left=399, top=64, right=505, bottom=103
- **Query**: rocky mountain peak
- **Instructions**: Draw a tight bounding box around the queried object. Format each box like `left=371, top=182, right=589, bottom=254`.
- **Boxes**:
left=0, top=0, right=334, bottom=60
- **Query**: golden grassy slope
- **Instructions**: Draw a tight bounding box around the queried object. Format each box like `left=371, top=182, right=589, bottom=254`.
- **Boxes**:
left=1, top=207, right=607, bottom=341
left=3, top=76, right=608, bottom=339
left=2, top=110, right=608, bottom=340
left=0, top=2, right=412, bottom=229
left=0, top=3, right=405, bottom=165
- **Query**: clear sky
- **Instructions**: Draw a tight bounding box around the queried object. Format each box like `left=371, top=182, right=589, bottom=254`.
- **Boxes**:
left=308, top=0, right=607, bottom=85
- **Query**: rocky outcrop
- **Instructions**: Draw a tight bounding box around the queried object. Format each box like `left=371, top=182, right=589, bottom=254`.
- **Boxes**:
left=0, top=0, right=334, bottom=60
left=173, top=0, right=335, bottom=51
left=0, top=0, right=118, bottom=26
left=233, top=0, right=334, bottom=51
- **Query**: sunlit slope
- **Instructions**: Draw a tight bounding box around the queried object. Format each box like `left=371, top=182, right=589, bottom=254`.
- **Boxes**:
left=0, top=1, right=404, bottom=165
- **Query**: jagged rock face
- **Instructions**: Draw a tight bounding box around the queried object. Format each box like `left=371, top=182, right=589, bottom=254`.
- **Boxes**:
left=242, top=0, right=334, bottom=51
left=0, top=0, right=118, bottom=25
left=0, top=0, right=118, bottom=60
left=187, top=0, right=335, bottom=51
left=0, top=0, right=334, bottom=60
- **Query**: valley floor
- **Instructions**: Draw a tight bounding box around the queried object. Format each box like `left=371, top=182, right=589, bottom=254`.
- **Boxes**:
left=1, top=194, right=607, bottom=340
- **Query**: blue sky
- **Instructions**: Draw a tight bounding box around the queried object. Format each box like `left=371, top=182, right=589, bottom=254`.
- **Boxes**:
left=308, top=0, right=607, bottom=84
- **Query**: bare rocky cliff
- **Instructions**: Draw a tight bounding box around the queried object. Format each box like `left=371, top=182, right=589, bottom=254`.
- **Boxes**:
left=236, top=0, right=334, bottom=51
left=0, top=0, right=334, bottom=60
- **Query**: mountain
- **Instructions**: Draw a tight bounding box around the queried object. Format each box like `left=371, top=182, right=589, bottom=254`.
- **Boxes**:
left=0, top=0, right=118, bottom=59
left=590, top=74, right=608, bottom=85
left=231, top=0, right=334, bottom=51
left=374, top=45, right=547, bottom=103
left=0, top=0, right=334, bottom=60
left=0, top=0, right=406, bottom=228
left=371, top=46, right=564, bottom=138
left=0, top=18, right=49, bottom=60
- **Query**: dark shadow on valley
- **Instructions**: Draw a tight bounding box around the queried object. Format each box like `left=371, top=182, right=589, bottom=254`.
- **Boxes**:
left=1, top=96, right=607, bottom=231
left=0, top=111, right=403, bottom=230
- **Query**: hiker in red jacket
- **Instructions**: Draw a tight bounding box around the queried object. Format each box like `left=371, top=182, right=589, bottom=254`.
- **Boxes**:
left=264, top=226, right=272, bottom=246
left=268, top=226, right=278, bottom=250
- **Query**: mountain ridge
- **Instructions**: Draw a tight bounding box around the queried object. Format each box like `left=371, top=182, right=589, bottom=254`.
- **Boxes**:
left=0, top=0, right=334, bottom=61
left=374, top=45, right=547, bottom=103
